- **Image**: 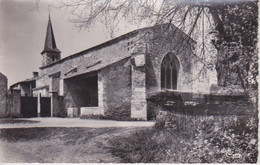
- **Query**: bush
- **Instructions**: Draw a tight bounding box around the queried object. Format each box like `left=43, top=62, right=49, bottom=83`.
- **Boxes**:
left=108, top=115, right=258, bottom=163
left=206, top=117, right=256, bottom=162
left=167, top=115, right=258, bottom=163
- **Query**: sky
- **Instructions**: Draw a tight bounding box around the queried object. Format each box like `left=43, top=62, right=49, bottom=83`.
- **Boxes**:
left=0, top=0, right=141, bottom=87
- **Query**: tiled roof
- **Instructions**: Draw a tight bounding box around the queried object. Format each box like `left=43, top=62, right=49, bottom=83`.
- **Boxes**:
left=10, top=77, right=36, bottom=89
left=63, top=56, right=131, bottom=79
left=0, top=72, right=7, bottom=79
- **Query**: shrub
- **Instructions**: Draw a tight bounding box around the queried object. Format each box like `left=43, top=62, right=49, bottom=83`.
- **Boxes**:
left=167, top=115, right=258, bottom=163
left=108, top=114, right=258, bottom=163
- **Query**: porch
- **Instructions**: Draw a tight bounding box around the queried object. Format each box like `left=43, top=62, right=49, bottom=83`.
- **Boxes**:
left=64, top=71, right=104, bottom=117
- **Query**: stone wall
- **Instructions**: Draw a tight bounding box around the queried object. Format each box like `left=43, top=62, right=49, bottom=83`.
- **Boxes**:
left=101, top=58, right=132, bottom=120
left=0, top=73, right=8, bottom=117
left=142, top=25, right=218, bottom=119
left=191, top=57, right=218, bottom=94
left=5, top=90, right=22, bottom=117
left=35, top=74, right=50, bottom=91
left=10, top=90, right=21, bottom=117
left=155, top=99, right=256, bottom=131
left=145, top=25, right=195, bottom=95
left=130, top=44, right=147, bottom=120
left=50, top=73, right=60, bottom=92
left=33, top=87, right=49, bottom=97
left=150, top=91, right=256, bottom=129
left=50, top=92, right=62, bottom=117
left=42, top=52, right=61, bottom=67
left=144, top=24, right=217, bottom=95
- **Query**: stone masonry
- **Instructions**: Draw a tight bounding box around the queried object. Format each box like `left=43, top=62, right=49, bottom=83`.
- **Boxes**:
left=0, top=72, right=8, bottom=117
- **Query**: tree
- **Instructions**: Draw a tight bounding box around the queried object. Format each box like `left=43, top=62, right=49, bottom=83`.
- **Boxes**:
left=58, top=0, right=258, bottom=90
left=209, top=2, right=258, bottom=89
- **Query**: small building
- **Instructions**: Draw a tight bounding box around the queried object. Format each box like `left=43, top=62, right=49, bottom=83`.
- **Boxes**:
left=10, top=72, right=38, bottom=97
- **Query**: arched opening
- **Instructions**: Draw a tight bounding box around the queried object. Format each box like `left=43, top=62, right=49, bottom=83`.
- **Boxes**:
left=161, top=53, right=180, bottom=90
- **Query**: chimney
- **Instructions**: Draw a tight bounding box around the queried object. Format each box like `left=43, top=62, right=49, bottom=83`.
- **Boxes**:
left=33, top=72, right=39, bottom=78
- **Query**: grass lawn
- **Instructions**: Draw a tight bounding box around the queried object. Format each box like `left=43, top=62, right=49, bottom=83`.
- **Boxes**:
left=0, top=127, right=145, bottom=163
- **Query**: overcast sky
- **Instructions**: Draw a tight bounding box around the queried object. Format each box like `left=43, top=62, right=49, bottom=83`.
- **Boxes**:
left=0, top=0, right=141, bottom=87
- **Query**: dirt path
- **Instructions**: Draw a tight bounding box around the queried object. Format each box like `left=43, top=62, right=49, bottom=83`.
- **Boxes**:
left=0, top=126, right=149, bottom=163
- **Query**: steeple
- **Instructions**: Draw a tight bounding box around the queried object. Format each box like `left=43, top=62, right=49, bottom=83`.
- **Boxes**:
left=41, top=14, right=61, bottom=54
left=41, top=14, right=61, bottom=67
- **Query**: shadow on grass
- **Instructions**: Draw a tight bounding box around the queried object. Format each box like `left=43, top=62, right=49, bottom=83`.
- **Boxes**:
left=107, top=127, right=191, bottom=163
left=0, top=127, right=121, bottom=143
left=0, top=119, right=40, bottom=124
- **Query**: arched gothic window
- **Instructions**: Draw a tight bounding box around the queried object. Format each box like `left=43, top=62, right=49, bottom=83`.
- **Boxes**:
left=161, top=53, right=180, bottom=90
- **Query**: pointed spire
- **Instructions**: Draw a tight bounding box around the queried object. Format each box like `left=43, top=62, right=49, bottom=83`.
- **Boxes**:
left=41, top=14, right=61, bottom=54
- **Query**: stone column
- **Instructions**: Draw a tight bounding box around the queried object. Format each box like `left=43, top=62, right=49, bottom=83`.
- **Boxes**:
left=50, top=91, right=59, bottom=117
left=98, top=72, right=104, bottom=115
left=59, top=78, right=64, bottom=96
left=37, top=92, right=41, bottom=117
left=130, top=43, right=147, bottom=120
left=11, top=89, right=21, bottom=117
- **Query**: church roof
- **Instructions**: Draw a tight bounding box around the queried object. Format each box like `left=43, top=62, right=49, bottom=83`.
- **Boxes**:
left=40, top=23, right=195, bottom=70
left=41, top=15, right=61, bottom=54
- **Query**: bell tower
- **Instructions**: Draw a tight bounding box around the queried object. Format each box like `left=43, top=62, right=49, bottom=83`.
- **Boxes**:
left=41, top=14, right=61, bottom=66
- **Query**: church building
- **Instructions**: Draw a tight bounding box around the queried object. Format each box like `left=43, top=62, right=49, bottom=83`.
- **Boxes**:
left=21, top=16, right=217, bottom=120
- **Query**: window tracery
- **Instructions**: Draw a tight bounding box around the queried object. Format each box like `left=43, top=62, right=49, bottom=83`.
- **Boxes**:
left=161, top=53, right=179, bottom=90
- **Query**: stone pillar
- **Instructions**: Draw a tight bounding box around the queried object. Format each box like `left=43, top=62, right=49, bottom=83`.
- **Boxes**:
left=50, top=92, right=53, bottom=117
left=37, top=92, right=41, bottom=117
left=0, top=73, right=7, bottom=117
left=98, top=72, right=104, bottom=115
left=130, top=43, right=147, bottom=120
left=11, top=89, right=21, bottom=117
left=59, top=78, right=64, bottom=96
left=67, top=107, right=78, bottom=118
left=50, top=92, right=59, bottom=117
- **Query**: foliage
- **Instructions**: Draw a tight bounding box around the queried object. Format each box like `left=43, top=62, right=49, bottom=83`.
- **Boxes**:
left=211, top=2, right=258, bottom=89
left=181, top=116, right=258, bottom=163
left=108, top=115, right=258, bottom=163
